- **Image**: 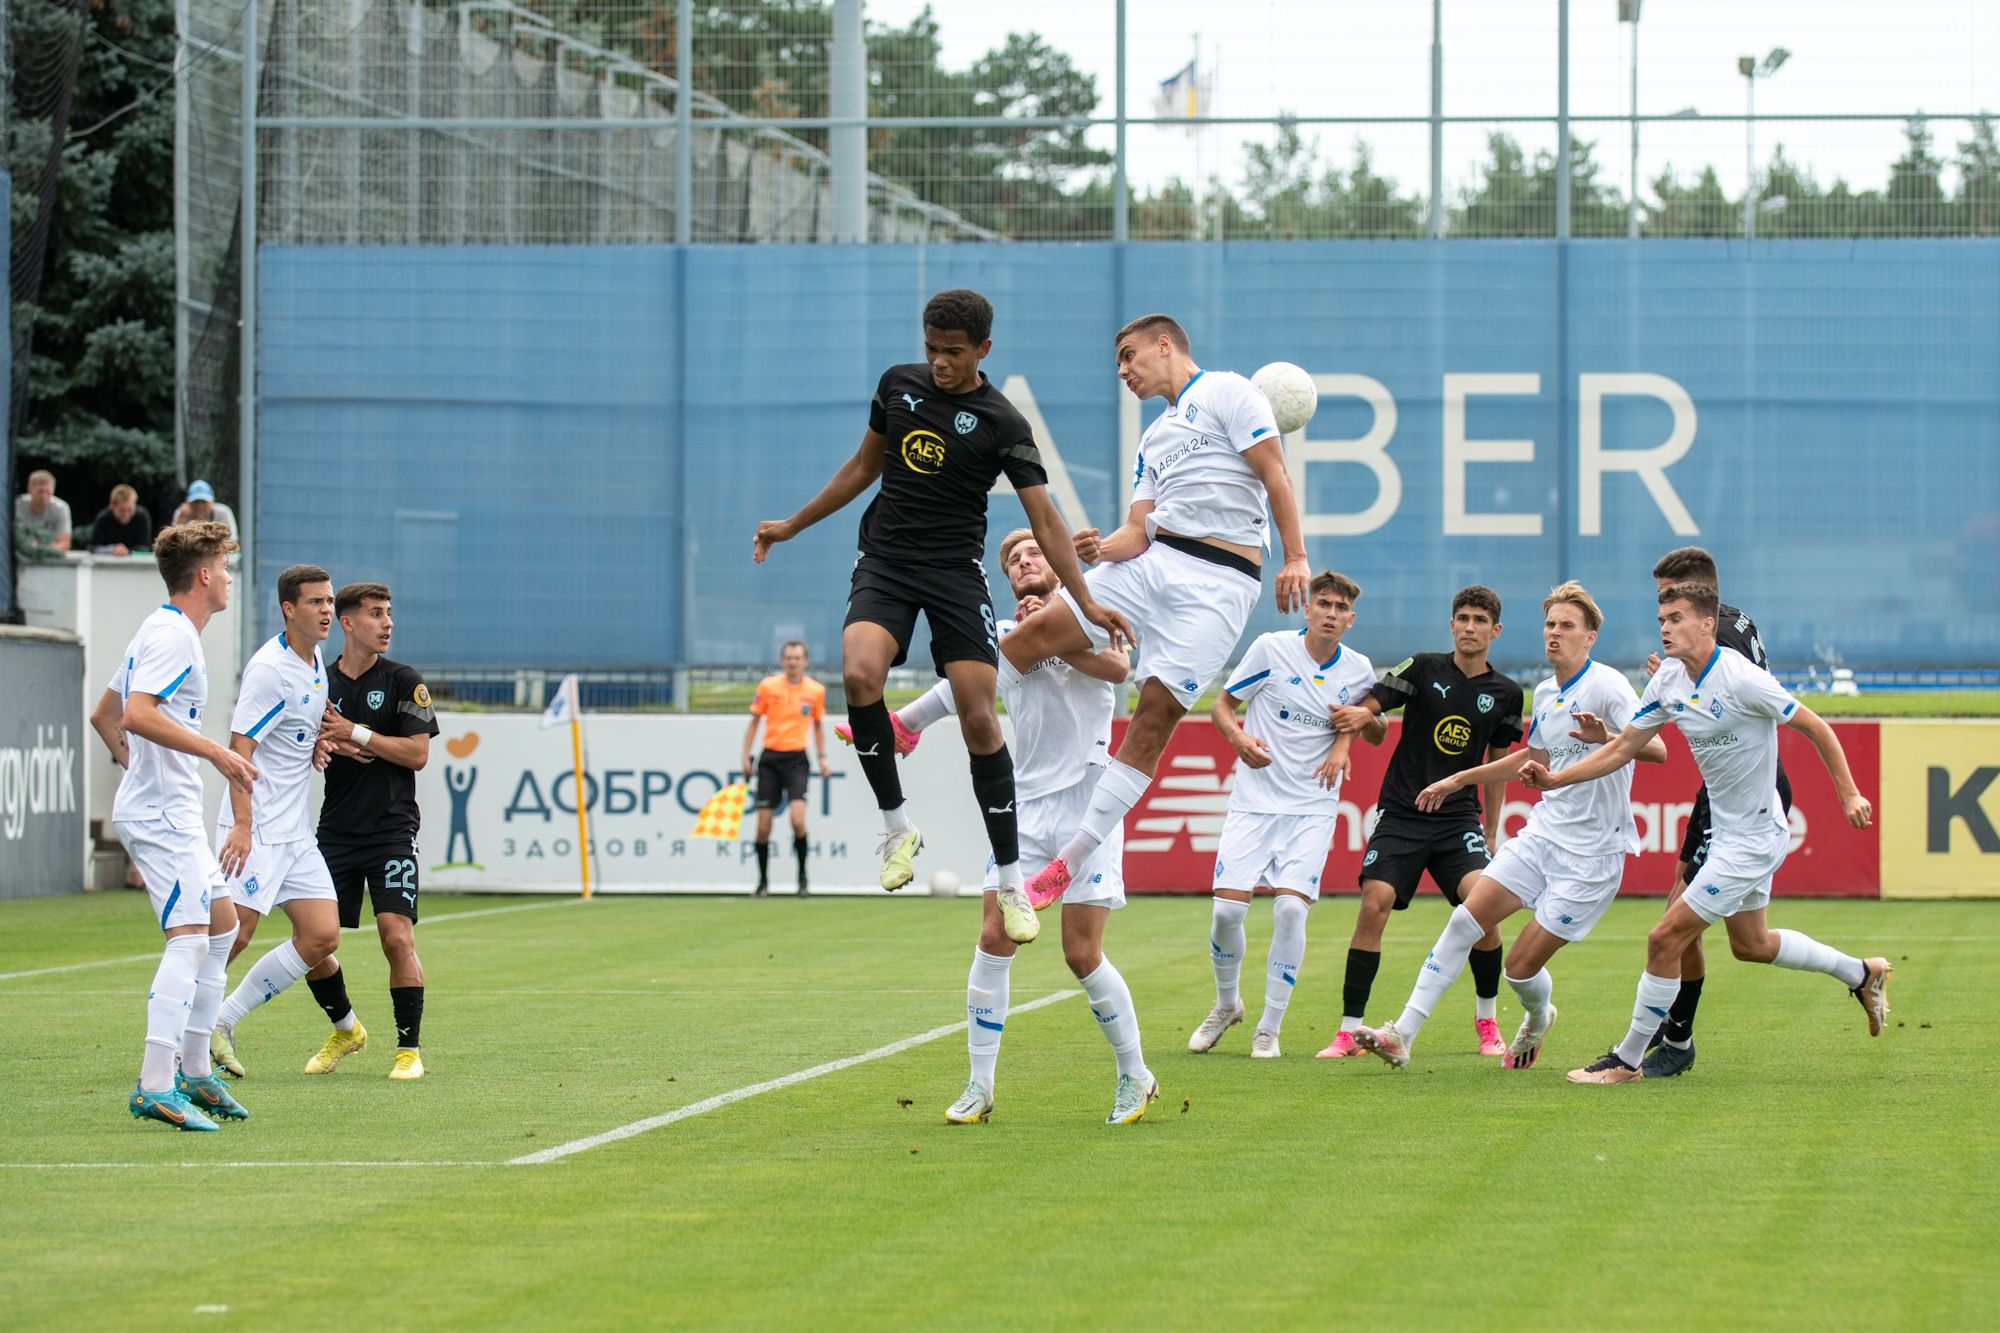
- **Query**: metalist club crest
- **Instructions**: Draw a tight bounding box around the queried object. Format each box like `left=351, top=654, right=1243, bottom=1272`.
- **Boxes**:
left=1476, top=692, right=1495, bottom=714
left=367, top=689, right=387, bottom=710
left=954, top=410, right=977, bottom=435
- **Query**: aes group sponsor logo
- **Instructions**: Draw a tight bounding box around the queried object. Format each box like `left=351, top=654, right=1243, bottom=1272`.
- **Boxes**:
left=901, top=430, right=948, bottom=474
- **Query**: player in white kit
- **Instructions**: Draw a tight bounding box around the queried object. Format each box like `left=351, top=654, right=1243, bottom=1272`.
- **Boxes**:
left=86, top=522, right=260, bottom=1130
left=1520, top=582, right=1890, bottom=1084
left=1191, top=571, right=1382, bottom=1059
left=991, top=314, right=1311, bottom=912
left=1349, top=583, right=1668, bottom=1071
left=205, top=565, right=344, bottom=1079
left=867, top=529, right=1161, bottom=1125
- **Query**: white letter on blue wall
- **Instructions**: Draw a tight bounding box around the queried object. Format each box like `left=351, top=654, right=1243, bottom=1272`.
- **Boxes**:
left=1579, top=373, right=1699, bottom=536
left=1443, top=372, right=1542, bottom=536
left=1290, top=374, right=1402, bottom=537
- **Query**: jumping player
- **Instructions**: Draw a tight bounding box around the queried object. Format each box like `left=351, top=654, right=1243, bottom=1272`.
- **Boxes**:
left=1349, top=583, right=1667, bottom=1071
left=1526, top=582, right=1888, bottom=1084
left=753, top=289, right=1131, bottom=935
left=1317, top=586, right=1525, bottom=1059
left=988, top=314, right=1312, bottom=912
left=1191, top=571, right=1382, bottom=1059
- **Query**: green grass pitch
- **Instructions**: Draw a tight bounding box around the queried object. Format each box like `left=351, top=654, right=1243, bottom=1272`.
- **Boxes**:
left=3, top=890, right=1995, bottom=1328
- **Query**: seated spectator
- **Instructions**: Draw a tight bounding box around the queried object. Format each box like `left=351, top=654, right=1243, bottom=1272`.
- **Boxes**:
left=170, top=478, right=238, bottom=537
left=14, top=469, right=72, bottom=557
left=89, top=484, right=154, bottom=555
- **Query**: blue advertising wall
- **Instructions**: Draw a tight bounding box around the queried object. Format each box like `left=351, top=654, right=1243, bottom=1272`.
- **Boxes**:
left=259, top=240, right=2000, bottom=670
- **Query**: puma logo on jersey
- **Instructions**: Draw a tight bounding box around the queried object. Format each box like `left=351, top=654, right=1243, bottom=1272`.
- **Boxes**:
left=985, top=802, right=1014, bottom=815
left=854, top=743, right=881, bottom=757
left=1432, top=681, right=1452, bottom=698
left=900, top=393, right=924, bottom=411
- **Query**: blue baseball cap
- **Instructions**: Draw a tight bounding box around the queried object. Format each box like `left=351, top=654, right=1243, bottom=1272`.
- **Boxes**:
left=186, top=479, right=215, bottom=502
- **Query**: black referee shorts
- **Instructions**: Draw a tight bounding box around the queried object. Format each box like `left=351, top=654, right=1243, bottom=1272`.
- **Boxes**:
left=1679, top=769, right=1795, bottom=870
left=844, top=554, right=996, bottom=674
left=1358, top=810, right=1491, bottom=909
left=755, top=749, right=811, bottom=810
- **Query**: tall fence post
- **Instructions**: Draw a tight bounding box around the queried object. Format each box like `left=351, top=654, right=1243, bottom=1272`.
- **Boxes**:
left=829, top=0, right=866, bottom=242
left=238, top=0, right=259, bottom=656
left=675, top=0, right=691, bottom=244
left=1428, top=0, right=1443, bottom=238
left=1113, top=0, right=1127, bottom=243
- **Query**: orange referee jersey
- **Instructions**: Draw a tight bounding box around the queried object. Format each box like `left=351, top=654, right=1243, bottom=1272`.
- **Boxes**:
left=751, top=674, right=826, bottom=752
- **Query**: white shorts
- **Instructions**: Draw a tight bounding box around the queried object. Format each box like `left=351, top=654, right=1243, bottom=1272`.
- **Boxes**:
left=1486, top=828, right=1626, bottom=942
left=217, top=831, right=336, bottom=915
left=985, top=769, right=1125, bottom=909
left=1057, top=539, right=1261, bottom=710
left=116, top=817, right=229, bottom=932
left=1682, top=827, right=1788, bottom=923
left=1213, top=809, right=1337, bottom=900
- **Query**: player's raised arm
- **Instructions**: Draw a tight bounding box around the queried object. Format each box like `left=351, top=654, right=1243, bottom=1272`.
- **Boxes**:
left=753, top=429, right=889, bottom=562
left=1416, top=746, right=1534, bottom=813
left=1017, top=484, right=1136, bottom=651
left=1786, top=703, right=1873, bottom=828
left=1240, top=437, right=1309, bottom=614
left=1520, top=721, right=1651, bottom=791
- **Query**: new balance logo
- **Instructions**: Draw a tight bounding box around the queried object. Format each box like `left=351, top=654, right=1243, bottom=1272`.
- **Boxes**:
left=985, top=802, right=1014, bottom=815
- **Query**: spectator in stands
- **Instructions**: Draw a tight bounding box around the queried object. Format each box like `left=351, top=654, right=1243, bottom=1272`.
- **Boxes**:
left=14, top=469, right=73, bottom=557
left=90, top=484, right=155, bottom=555
left=171, top=479, right=238, bottom=537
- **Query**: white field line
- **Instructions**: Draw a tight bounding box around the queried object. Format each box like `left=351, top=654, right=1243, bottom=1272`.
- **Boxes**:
left=510, top=988, right=1085, bottom=1166
left=0, top=988, right=1083, bottom=1172
left=0, top=897, right=588, bottom=983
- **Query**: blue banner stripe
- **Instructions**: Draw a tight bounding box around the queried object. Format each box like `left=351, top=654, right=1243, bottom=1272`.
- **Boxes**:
left=159, top=881, right=182, bottom=929
left=244, top=699, right=285, bottom=739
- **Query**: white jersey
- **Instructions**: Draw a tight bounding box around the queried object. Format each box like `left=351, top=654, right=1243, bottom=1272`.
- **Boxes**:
left=998, top=618, right=1115, bottom=801
left=1632, top=646, right=1797, bottom=841
left=218, top=632, right=329, bottom=843
left=1221, top=630, right=1376, bottom=815
left=1133, top=369, right=1283, bottom=550
left=1522, top=658, right=1642, bottom=856
left=108, top=605, right=210, bottom=829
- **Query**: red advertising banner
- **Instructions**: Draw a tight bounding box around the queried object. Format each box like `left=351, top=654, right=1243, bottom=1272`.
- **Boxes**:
left=1116, top=717, right=1880, bottom=897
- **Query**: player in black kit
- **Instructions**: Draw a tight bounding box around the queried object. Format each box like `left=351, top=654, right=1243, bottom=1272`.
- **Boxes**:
left=1641, top=546, right=1793, bottom=1078
left=313, top=582, right=440, bottom=1081
left=1320, top=585, right=1527, bottom=1059
left=753, top=289, right=1131, bottom=942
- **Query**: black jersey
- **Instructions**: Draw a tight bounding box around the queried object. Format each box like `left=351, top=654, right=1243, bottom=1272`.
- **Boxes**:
left=320, top=655, right=439, bottom=849
left=1370, top=652, right=1526, bottom=822
left=858, top=365, right=1048, bottom=562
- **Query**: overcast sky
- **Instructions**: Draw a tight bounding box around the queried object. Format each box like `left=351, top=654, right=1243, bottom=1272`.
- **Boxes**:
left=865, top=0, right=2000, bottom=206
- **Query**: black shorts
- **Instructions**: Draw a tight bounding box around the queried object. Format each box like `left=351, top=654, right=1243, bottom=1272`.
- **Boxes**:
left=1358, top=811, right=1491, bottom=909
left=324, top=838, right=422, bottom=929
left=755, top=749, right=811, bottom=810
left=1678, top=768, right=1794, bottom=870
left=844, top=553, right=996, bottom=674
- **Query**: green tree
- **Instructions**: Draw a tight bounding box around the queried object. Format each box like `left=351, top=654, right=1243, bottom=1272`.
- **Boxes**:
left=1645, top=164, right=1736, bottom=236
left=9, top=0, right=178, bottom=521
left=1884, top=115, right=1947, bottom=235
left=1452, top=133, right=1624, bottom=237
left=1954, top=115, right=2000, bottom=235
left=1232, top=122, right=1422, bottom=239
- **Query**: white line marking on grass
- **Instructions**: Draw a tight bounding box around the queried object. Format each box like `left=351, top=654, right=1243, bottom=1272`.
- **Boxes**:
left=511, top=988, right=1084, bottom=1166
left=0, top=897, right=587, bottom=982
left=0, top=1160, right=496, bottom=1169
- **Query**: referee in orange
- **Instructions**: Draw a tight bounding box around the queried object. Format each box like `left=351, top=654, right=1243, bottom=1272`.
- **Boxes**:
left=742, top=641, right=831, bottom=895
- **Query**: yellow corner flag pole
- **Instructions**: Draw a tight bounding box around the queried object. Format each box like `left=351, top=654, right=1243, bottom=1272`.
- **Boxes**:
left=571, top=709, right=591, bottom=899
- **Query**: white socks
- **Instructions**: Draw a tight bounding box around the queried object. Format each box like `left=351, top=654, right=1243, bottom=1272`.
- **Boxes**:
left=1614, top=971, right=1681, bottom=1066
left=898, top=680, right=956, bottom=733
left=220, top=938, right=312, bottom=1032
left=1209, top=897, right=1248, bottom=1009
left=966, top=948, right=1012, bottom=1095
left=141, top=935, right=206, bottom=1091
left=1260, top=896, right=1309, bottom=1036
left=1055, top=758, right=1149, bottom=870
left=1772, top=929, right=1867, bottom=988
left=1395, top=905, right=1485, bottom=1039
left=179, top=925, right=238, bottom=1077
left=1081, top=958, right=1149, bottom=1081
left=1506, top=968, right=1554, bottom=1032
left=883, top=804, right=913, bottom=835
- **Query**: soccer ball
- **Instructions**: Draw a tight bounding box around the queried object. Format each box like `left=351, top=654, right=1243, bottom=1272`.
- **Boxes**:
left=1253, top=361, right=1318, bottom=435
left=928, top=869, right=961, bottom=898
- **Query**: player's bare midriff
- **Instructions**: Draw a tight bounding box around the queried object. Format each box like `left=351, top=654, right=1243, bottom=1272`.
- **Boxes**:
left=1156, top=525, right=1260, bottom=567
